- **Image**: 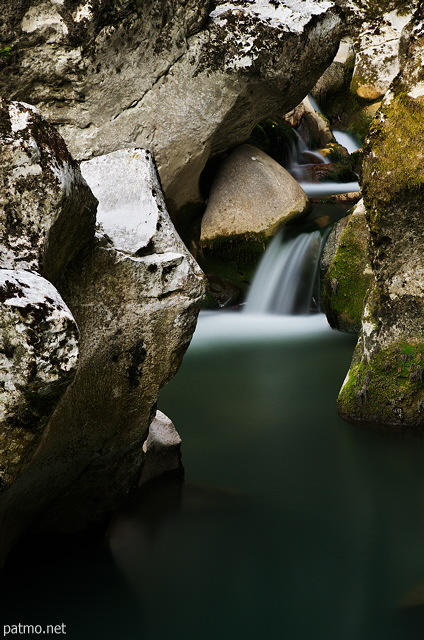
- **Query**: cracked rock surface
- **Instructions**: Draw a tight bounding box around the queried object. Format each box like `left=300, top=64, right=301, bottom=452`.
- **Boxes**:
left=0, top=98, right=97, bottom=283
left=0, top=0, right=343, bottom=213
left=0, top=149, right=205, bottom=562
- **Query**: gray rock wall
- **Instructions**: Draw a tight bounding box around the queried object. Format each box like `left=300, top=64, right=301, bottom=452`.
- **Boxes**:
left=0, top=0, right=344, bottom=215
left=0, top=136, right=204, bottom=563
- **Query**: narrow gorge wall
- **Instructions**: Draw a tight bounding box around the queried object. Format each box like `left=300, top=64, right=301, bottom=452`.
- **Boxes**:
left=338, top=3, right=424, bottom=427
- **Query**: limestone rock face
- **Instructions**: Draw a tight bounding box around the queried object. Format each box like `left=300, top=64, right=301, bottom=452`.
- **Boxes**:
left=321, top=199, right=373, bottom=333
left=0, top=270, right=78, bottom=490
left=350, top=10, right=412, bottom=100
left=0, top=98, right=97, bottom=283
left=201, top=144, right=309, bottom=242
left=311, top=38, right=355, bottom=106
left=0, top=0, right=344, bottom=212
left=337, top=6, right=424, bottom=427
left=0, top=149, right=205, bottom=553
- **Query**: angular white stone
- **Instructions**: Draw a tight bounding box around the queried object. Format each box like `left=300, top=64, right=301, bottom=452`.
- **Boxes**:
left=81, top=149, right=158, bottom=254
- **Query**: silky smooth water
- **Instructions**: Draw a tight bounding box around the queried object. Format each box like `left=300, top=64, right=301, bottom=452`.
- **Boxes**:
left=3, top=314, right=424, bottom=639
left=119, top=315, right=424, bottom=640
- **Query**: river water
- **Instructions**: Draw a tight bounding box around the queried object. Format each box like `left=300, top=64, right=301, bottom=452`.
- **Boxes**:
left=4, top=312, right=424, bottom=640
left=2, top=158, right=424, bottom=640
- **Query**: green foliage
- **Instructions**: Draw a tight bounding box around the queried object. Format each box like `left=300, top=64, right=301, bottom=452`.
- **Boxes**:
left=0, top=46, right=12, bottom=59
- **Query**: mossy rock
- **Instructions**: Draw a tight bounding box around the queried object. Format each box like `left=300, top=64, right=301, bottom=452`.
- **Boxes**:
left=321, top=201, right=373, bottom=332
left=362, top=92, right=424, bottom=207
left=338, top=340, right=424, bottom=427
left=314, top=55, right=381, bottom=145
left=199, top=232, right=269, bottom=308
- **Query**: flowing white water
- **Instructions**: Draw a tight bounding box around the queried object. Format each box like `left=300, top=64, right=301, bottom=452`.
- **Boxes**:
left=333, top=130, right=361, bottom=154
left=244, top=229, right=323, bottom=315
left=300, top=181, right=360, bottom=197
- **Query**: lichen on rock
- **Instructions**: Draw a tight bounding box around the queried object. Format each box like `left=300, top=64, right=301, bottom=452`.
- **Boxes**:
left=337, top=4, right=424, bottom=427
left=0, top=0, right=344, bottom=220
left=6, top=148, right=205, bottom=537
left=0, top=97, right=97, bottom=283
left=0, top=269, right=78, bottom=489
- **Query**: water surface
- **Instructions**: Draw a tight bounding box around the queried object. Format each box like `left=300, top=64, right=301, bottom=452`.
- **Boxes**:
left=3, top=313, right=424, bottom=640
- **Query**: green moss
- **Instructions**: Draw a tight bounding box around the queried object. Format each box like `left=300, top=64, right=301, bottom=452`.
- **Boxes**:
left=338, top=342, right=424, bottom=426
left=362, top=93, right=424, bottom=205
left=200, top=231, right=269, bottom=265
left=319, top=165, right=358, bottom=183
left=322, top=213, right=372, bottom=332
left=199, top=232, right=270, bottom=307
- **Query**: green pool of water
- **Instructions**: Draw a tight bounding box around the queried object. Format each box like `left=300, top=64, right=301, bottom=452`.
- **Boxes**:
left=2, top=313, right=424, bottom=640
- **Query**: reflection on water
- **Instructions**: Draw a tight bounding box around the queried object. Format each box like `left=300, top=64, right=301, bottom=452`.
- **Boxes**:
left=2, top=313, right=424, bottom=640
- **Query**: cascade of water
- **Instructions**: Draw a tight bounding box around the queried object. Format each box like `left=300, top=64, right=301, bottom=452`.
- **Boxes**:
left=333, top=130, right=360, bottom=154
left=244, top=229, right=324, bottom=315
left=242, top=98, right=361, bottom=319
left=289, top=125, right=329, bottom=182
left=300, top=181, right=360, bottom=198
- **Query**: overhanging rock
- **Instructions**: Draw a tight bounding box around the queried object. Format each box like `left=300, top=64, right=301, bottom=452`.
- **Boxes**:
left=0, top=0, right=344, bottom=213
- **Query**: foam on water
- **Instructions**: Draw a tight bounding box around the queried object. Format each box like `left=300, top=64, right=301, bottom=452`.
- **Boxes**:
left=190, top=310, right=332, bottom=349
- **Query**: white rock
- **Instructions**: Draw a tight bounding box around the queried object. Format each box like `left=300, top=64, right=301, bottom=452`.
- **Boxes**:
left=140, top=410, right=182, bottom=485
left=0, top=269, right=78, bottom=487
left=0, top=98, right=97, bottom=283
left=351, top=10, right=412, bottom=99
left=81, top=149, right=159, bottom=254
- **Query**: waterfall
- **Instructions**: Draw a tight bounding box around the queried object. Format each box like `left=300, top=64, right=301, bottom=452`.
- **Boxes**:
left=244, top=229, right=324, bottom=315
left=300, top=181, right=360, bottom=197
left=333, top=130, right=360, bottom=154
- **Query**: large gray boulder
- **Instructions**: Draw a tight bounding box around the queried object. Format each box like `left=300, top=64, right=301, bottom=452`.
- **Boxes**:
left=201, top=144, right=309, bottom=243
left=0, top=98, right=97, bottom=283
left=0, top=149, right=205, bottom=562
left=0, top=0, right=344, bottom=213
